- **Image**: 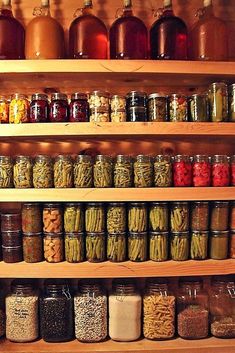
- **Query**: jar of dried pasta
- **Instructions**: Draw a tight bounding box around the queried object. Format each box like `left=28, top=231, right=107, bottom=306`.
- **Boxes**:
left=94, top=155, right=113, bottom=188
left=114, top=155, right=133, bottom=188
left=9, top=94, right=29, bottom=123
left=54, top=155, right=73, bottom=188
left=0, top=156, right=13, bottom=188
left=74, top=155, right=93, bottom=188
left=13, top=156, right=33, bottom=188
left=33, top=155, right=53, bottom=188
left=134, top=155, right=153, bottom=188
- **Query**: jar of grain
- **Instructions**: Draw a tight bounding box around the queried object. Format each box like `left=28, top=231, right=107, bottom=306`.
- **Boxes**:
left=210, top=201, right=229, bottom=231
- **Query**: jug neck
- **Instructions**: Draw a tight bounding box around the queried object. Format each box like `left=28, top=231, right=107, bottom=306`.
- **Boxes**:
left=202, top=0, right=214, bottom=17
left=41, top=0, right=51, bottom=16
left=122, top=0, right=133, bottom=16
left=1, top=0, right=13, bottom=16
left=82, top=0, right=93, bottom=15
left=161, top=0, right=174, bottom=17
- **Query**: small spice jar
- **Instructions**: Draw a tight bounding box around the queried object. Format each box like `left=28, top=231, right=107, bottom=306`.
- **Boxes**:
left=210, top=231, right=229, bottom=260
left=188, top=94, right=209, bottom=122
left=65, top=233, right=85, bottom=263
left=30, top=93, right=49, bottom=122
left=9, top=94, right=29, bottom=123
left=1, top=231, right=21, bottom=247
left=43, top=203, right=63, bottom=233
left=22, top=203, right=42, bottom=233
left=173, top=155, right=192, bottom=187
left=13, top=156, right=33, bottom=188
left=170, top=202, right=189, bottom=232
left=33, top=155, right=53, bottom=188
left=0, top=156, right=13, bottom=188
left=154, top=155, right=172, bottom=187
left=148, top=94, right=168, bottom=122
left=231, top=155, right=235, bottom=186
left=170, top=232, right=189, bottom=261
left=128, top=202, right=147, bottom=232
left=211, top=155, right=230, bottom=187
left=128, top=232, right=147, bottom=262
left=90, top=108, right=110, bottom=122
left=208, top=82, right=228, bottom=122
left=107, top=233, right=126, bottom=262
left=149, top=202, right=168, bottom=232
left=210, top=201, right=229, bottom=231
left=190, top=231, right=209, bottom=260
left=54, top=155, right=73, bottom=188
left=49, top=93, right=69, bottom=122
left=1, top=212, right=21, bottom=231
left=85, top=203, right=105, bottom=233
left=74, top=155, right=93, bottom=188
left=230, top=231, right=235, bottom=259
left=70, top=93, right=89, bottom=122
left=126, top=91, right=147, bottom=109
left=191, top=201, right=209, bottom=231
left=134, top=155, right=153, bottom=188
left=230, top=201, right=235, bottom=230
left=169, top=94, right=188, bottom=122
left=93, top=155, right=113, bottom=188
left=86, top=232, right=105, bottom=262
left=74, top=280, right=108, bottom=342
left=0, top=96, right=9, bottom=123
left=114, top=155, right=133, bottom=188
left=23, top=233, right=43, bottom=263
left=89, top=91, right=109, bottom=110
left=229, top=84, right=235, bottom=122
left=64, top=203, right=84, bottom=233
left=149, top=231, right=168, bottom=262
left=107, top=202, right=126, bottom=234
left=193, top=155, right=211, bottom=187
left=109, top=279, right=142, bottom=342
left=143, top=279, right=175, bottom=340
left=43, top=233, right=64, bottom=263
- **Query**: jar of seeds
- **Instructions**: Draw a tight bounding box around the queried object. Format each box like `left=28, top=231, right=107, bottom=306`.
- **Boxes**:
left=33, top=155, right=53, bottom=188
left=149, top=202, right=169, bottom=232
left=190, top=231, right=209, bottom=260
left=107, top=202, right=126, bottom=234
left=0, top=156, right=13, bottom=188
left=134, top=155, right=153, bottom=188
left=188, top=94, right=209, bottom=122
left=64, top=203, right=84, bottom=233
left=208, top=82, right=228, bottom=122
left=54, top=155, right=73, bottom=188
left=107, top=233, right=126, bottom=262
left=170, top=202, right=189, bottom=232
left=170, top=232, right=189, bottom=261
left=128, top=202, right=147, bottom=233
left=85, top=203, right=105, bottom=233
left=13, top=156, right=33, bottom=188
left=65, top=233, right=85, bottom=263
left=86, top=232, right=105, bottom=262
left=149, top=232, right=168, bottom=262
left=114, top=155, right=133, bottom=188
left=148, top=94, right=168, bottom=121
left=169, top=94, right=188, bottom=122
left=94, top=155, right=113, bottom=188
left=128, top=232, right=147, bottom=262
left=154, top=155, right=172, bottom=187
left=74, top=155, right=93, bottom=188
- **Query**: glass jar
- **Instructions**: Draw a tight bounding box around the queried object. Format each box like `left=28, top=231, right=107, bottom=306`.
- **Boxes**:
left=212, top=155, right=230, bottom=187
left=128, top=202, right=147, bottom=232
left=109, top=279, right=141, bottom=342
left=229, top=84, right=235, bottom=122
left=13, top=156, right=33, bottom=188
left=89, top=91, right=109, bottom=110
left=22, top=203, right=42, bottom=233
left=149, top=232, right=168, bottom=262
left=210, top=201, right=229, bottom=231
left=231, top=155, right=235, bottom=186
left=40, top=281, right=74, bottom=342
left=1, top=212, right=21, bottom=232
left=190, top=231, right=209, bottom=260
left=85, top=203, right=105, bottom=233
left=0, top=156, right=13, bottom=188
left=208, top=82, right=228, bottom=122
left=148, top=94, right=168, bottom=122
left=0, top=287, right=5, bottom=338
left=111, top=95, right=126, bottom=111
left=74, top=155, right=93, bottom=188
left=177, top=279, right=209, bottom=339
left=90, top=108, right=110, bottom=122
left=6, top=280, right=38, bottom=342
left=0, top=96, right=9, bottom=123
left=107, top=233, right=126, bottom=262
left=127, top=107, right=147, bottom=122
left=74, top=280, right=107, bottom=342
left=170, top=232, right=189, bottom=261
left=65, top=233, right=85, bottom=263
left=64, top=203, right=84, bottom=233
left=70, top=93, right=89, bottom=122
left=43, top=203, right=63, bottom=233
left=107, top=203, right=126, bottom=234
left=49, top=93, right=69, bottom=122
left=30, top=93, right=49, bottom=123
left=170, top=202, right=189, bottom=232
left=230, top=231, right=235, bottom=259
left=134, top=155, right=153, bottom=188
left=43, top=233, right=64, bottom=263
left=169, top=94, right=188, bottom=122
left=114, top=155, right=133, bottom=188
left=111, top=110, right=126, bottom=123
left=2, top=245, right=23, bottom=263
left=188, top=94, right=209, bottom=122
left=86, top=232, right=105, bottom=262
left=1, top=231, right=21, bottom=247
left=9, top=94, right=29, bottom=124
left=54, top=155, right=73, bottom=188
left=149, top=202, right=168, bottom=232
left=193, top=155, right=211, bottom=187
left=33, top=155, right=53, bottom=188
left=154, top=155, right=172, bottom=187
left=143, top=279, right=175, bottom=340
left=94, top=155, right=113, bottom=188
left=128, top=232, right=147, bottom=262
left=173, top=155, right=192, bottom=187
left=210, top=231, right=229, bottom=260
left=191, top=201, right=209, bottom=231
left=230, top=201, right=235, bottom=230
left=23, top=233, right=43, bottom=263
left=126, top=91, right=147, bottom=109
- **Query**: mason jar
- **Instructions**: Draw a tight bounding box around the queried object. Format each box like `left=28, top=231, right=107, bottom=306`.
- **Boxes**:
left=114, top=155, right=133, bottom=188
left=210, top=201, right=229, bottom=231
left=170, top=202, right=189, bottom=232
left=13, top=156, right=33, bottom=188
left=128, top=232, right=147, bottom=262
left=54, top=155, right=73, bottom=188
left=190, top=201, right=209, bottom=231
left=173, top=155, right=192, bottom=187
left=65, top=233, right=85, bottom=263
left=148, top=94, right=168, bottom=122
left=208, top=82, right=228, bottom=122
left=64, top=203, right=84, bottom=233
left=0, top=156, right=13, bottom=188
left=154, top=155, right=172, bottom=187
left=128, top=202, right=147, bottom=233
left=9, top=94, right=29, bottom=123
left=43, top=233, right=64, bottom=263
left=74, top=155, right=93, bottom=188
left=169, top=94, right=188, bottom=122
left=210, top=231, right=229, bottom=260
left=49, top=93, right=69, bottom=122
left=22, top=203, right=42, bottom=233
left=23, top=232, right=43, bottom=263
left=134, top=155, right=153, bottom=188
left=107, top=202, right=126, bottom=234
left=188, top=94, right=209, bottom=122
left=170, top=232, right=189, bottom=261
left=85, top=203, right=105, bottom=233
left=149, top=202, right=168, bottom=232
left=211, top=155, right=230, bottom=187
left=192, top=155, right=211, bottom=187
left=190, top=231, right=209, bottom=260
left=86, top=232, right=105, bottom=262
left=33, top=155, right=53, bottom=188
left=93, top=155, right=113, bottom=188
left=149, top=231, right=168, bottom=262
left=107, top=233, right=126, bottom=262
left=43, top=203, right=63, bottom=233
left=229, top=84, right=235, bottom=122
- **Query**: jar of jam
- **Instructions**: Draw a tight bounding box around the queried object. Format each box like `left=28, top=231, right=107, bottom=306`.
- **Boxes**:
left=49, top=93, right=69, bottom=122
left=33, top=155, right=54, bottom=189
left=193, top=155, right=211, bottom=187
left=44, top=233, right=64, bottom=263
left=9, top=94, right=29, bottom=124
left=126, top=91, right=147, bottom=109
left=70, top=93, right=89, bottom=122
left=190, top=231, right=209, bottom=260
left=30, top=94, right=49, bottom=122
left=43, top=203, right=63, bottom=233
left=210, top=231, right=229, bottom=260
left=1, top=231, right=22, bottom=247
left=1, top=212, right=21, bottom=231
left=210, top=201, right=229, bottom=231
left=191, top=201, right=209, bottom=231
left=114, top=155, right=133, bottom=188
left=13, top=156, right=33, bottom=188
left=169, top=94, right=188, bottom=122
left=54, top=155, right=73, bottom=188
left=208, top=82, right=228, bottom=122
left=23, top=233, right=43, bottom=263
left=127, top=107, right=147, bottom=122
left=22, top=203, right=42, bottom=233
left=134, top=155, right=153, bottom=188
left=173, top=155, right=192, bottom=187
left=0, top=156, right=13, bottom=188
left=212, top=155, right=230, bottom=187
left=128, top=232, right=147, bottom=262
left=154, top=155, right=172, bottom=187
left=188, top=94, right=209, bottom=122
left=170, top=232, right=189, bottom=261
left=231, top=155, right=235, bottom=186
left=148, top=94, right=168, bottom=122
left=229, top=84, right=235, bottom=122
left=2, top=245, right=23, bottom=263
left=94, top=155, right=113, bottom=188
left=0, top=96, right=9, bottom=123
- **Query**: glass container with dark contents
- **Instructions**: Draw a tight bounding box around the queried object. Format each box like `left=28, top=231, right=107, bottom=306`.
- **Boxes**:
left=30, top=93, right=49, bottom=122
left=70, top=93, right=89, bottom=122
left=188, top=94, right=209, bottom=122
left=1, top=212, right=21, bottom=231
left=1, top=231, right=21, bottom=247
left=148, top=94, right=168, bottom=122
left=2, top=245, right=23, bottom=263
left=23, top=233, right=43, bottom=263
left=49, top=93, right=69, bottom=122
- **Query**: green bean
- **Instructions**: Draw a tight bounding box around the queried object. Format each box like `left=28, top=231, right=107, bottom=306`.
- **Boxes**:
left=190, top=232, right=208, bottom=260
left=170, top=206, right=189, bottom=232
left=149, top=233, right=168, bottom=261
left=65, top=235, right=84, bottom=263
left=86, top=233, right=105, bottom=262
left=171, top=235, right=189, bottom=261
left=149, top=206, right=168, bottom=231
left=128, top=233, right=147, bottom=262
left=154, top=160, right=172, bottom=187
left=107, top=234, right=126, bottom=262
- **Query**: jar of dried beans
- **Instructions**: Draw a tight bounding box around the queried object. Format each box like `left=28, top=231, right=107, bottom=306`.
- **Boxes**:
left=173, top=155, right=192, bottom=187
left=212, top=155, right=230, bottom=187
left=193, top=155, right=211, bottom=187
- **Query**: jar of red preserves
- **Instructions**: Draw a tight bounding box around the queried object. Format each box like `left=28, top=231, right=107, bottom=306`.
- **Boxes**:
left=193, top=155, right=211, bottom=187
left=231, top=155, right=235, bottom=186
left=30, top=94, right=49, bottom=123
left=173, top=155, right=192, bottom=187
left=212, top=155, right=230, bottom=187
left=70, top=93, right=89, bottom=122
left=49, top=93, right=69, bottom=122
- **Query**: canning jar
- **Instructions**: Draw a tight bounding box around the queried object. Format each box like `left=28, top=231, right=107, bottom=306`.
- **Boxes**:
left=170, top=232, right=189, bottom=261
left=109, top=279, right=141, bottom=342
left=210, top=201, right=229, bottom=231
left=0, top=156, right=13, bottom=188
left=107, top=203, right=126, bottom=234
left=149, top=232, right=168, bottom=262
left=30, top=93, right=49, bottom=123
left=127, top=107, right=147, bottom=122
left=9, top=94, right=29, bottom=123
left=23, top=233, right=43, bottom=263
left=74, top=280, right=107, bottom=342
left=65, top=233, right=85, bottom=263
left=230, top=201, right=235, bottom=230
left=154, top=155, right=172, bottom=187
left=74, top=155, right=93, bottom=188
left=193, top=155, right=211, bottom=187
left=94, top=155, right=113, bottom=188
left=54, top=155, right=73, bottom=188
left=126, top=91, right=147, bottom=109
left=177, top=279, right=209, bottom=339
left=148, top=94, right=168, bottom=122
left=143, top=279, right=175, bottom=340
left=86, top=232, right=105, bottom=262
left=208, top=82, right=228, bottom=122
left=230, top=231, right=235, bottom=259
left=49, top=93, right=69, bottom=122
left=1, top=212, right=21, bottom=231
left=0, top=96, right=9, bottom=123
left=90, top=108, right=110, bottom=122
left=188, top=94, right=209, bottom=122
left=134, top=155, right=153, bottom=188
left=210, top=231, right=229, bottom=260
left=128, top=202, right=147, bottom=232
left=43, top=203, right=63, bottom=233
left=190, top=231, right=209, bottom=260
left=111, top=110, right=126, bottom=122
left=2, top=245, right=23, bottom=263
left=64, top=203, right=84, bottom=233
left=170, top=202, right=189, bottom=232
left=43, top=233, right=64, bottom=263
left=22, top=203, right=42, bottom=233
left=1, top=231, right=21, bottom=247
left=40, top=281, right=74, bottom=342
left=114, top=155, right=133, bottom=188
left=33, top=155, right=53, bottom=188
left=70, top=93, right=89, bottom=122
left=6, top=280, right=39, bottom=342
left=89, top=91, right=109, bottom=110
left=212, top=155, right=230, bottom=187
left=85, top=203, right=105, bottom=233
left=107, top=233, right=126, bottom=262
left=111, top=95, right=126, bottom=122
left=128, top=232, right=147, bottom=262
left=173, top=155, right=192, bottom=187
left=149, top=202, right=168, bottom=232
left=231, top=155, right=235, bottom=186
left=13, top=156, right=33, bottom=188
left=0, top=287, right=5, bottom=338
left=229, top=84, right=235, bottom=122
left=191, top=201, right=209, bottom=231
left=169, top=94, right=188, bottom=122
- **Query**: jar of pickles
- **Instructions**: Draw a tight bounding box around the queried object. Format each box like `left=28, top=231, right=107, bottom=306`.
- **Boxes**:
left=134, top=155, right=153, bottom=188
left=191, top=201, right=209, bottom=231
left=128, top=232, right=147, bottom=262
left=22, top=203, right=42, bottom=233
left=85, top=203, right=105, bottom=233
left=43, top=233, right=64, bottom=263
left=33, top=155, right=53, bottom=188
left=210, top=201, right=229, bottom=231
left=128, top=202, right=147, bottom=232
left=229, top=84, right=235, bottom=122
left=111, top=95, right=126, bottom=122
left=208, top=82, right=228, bottom=122
left=86, top=232, right=105, bottom=262
left=154, top=155, right=172, bottom=187
left=193, top=155, right=211, bottom=187
left=69, top=93, right=89, bottom=122
left=212, top=155, right=230, bottom=187
left=9, top=94, right=29, bottom=123
left=30, top=93, right=49, bottom=123
left=64, top=203, right=84, bottom=233
left=190, top=231, right=209, bottom=260
left=54, top=155, right=73, bottom=188
left=107, top=233, right=126, bottom=262
left=65, top=233, right=85, bottom=263
left=188, top=94, right=209, bottom=122
left=114, top=155, right=133, bottom=188
left=0, top=156, right=13, bottom=188
left=43, top=203, right=63, bottom=233
left=169, top=94, right=188, bottom=122
left=0, top=96, right=9, bottom=123
left=94, top=155, right=113, bottom=188
left=149, top=202, right=168, bottom=232
left=173, top=155, right=192, bottom=187
left=74, top=155, right=93, bottom=188
left=49, top=93, right=69, bottom=122
left=148, top=94, right=168, bottom=122
left=210, top=231, right=229, bottom=260
left=231, top=155, right=235, bottom=186
left=170, top=232, right=189, bottom=261
left=23, top=233, right=43, bottom=263
left=170, top=202, right=189, bottom=232
left=107, top=203, right=126, bottom=233
left=149, top=232, right=168, bottom=262
left=13, top=156, right=33, bottom=188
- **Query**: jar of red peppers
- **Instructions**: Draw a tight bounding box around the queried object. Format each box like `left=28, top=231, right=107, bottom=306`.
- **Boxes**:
left=173, top=155, right=192, bottom=187
left=193, top=155, right=211, bottom=187
left=231, top=155, right=235, bottom=186
left=169, top=94, right=188, bottom=122
left=30, top=94, right=49, bottom=123
left=49, top=93, right=69, bottom=122
left=212, top=155, right=230, bottom=187
left=70, top=93, right=89, bottom=122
